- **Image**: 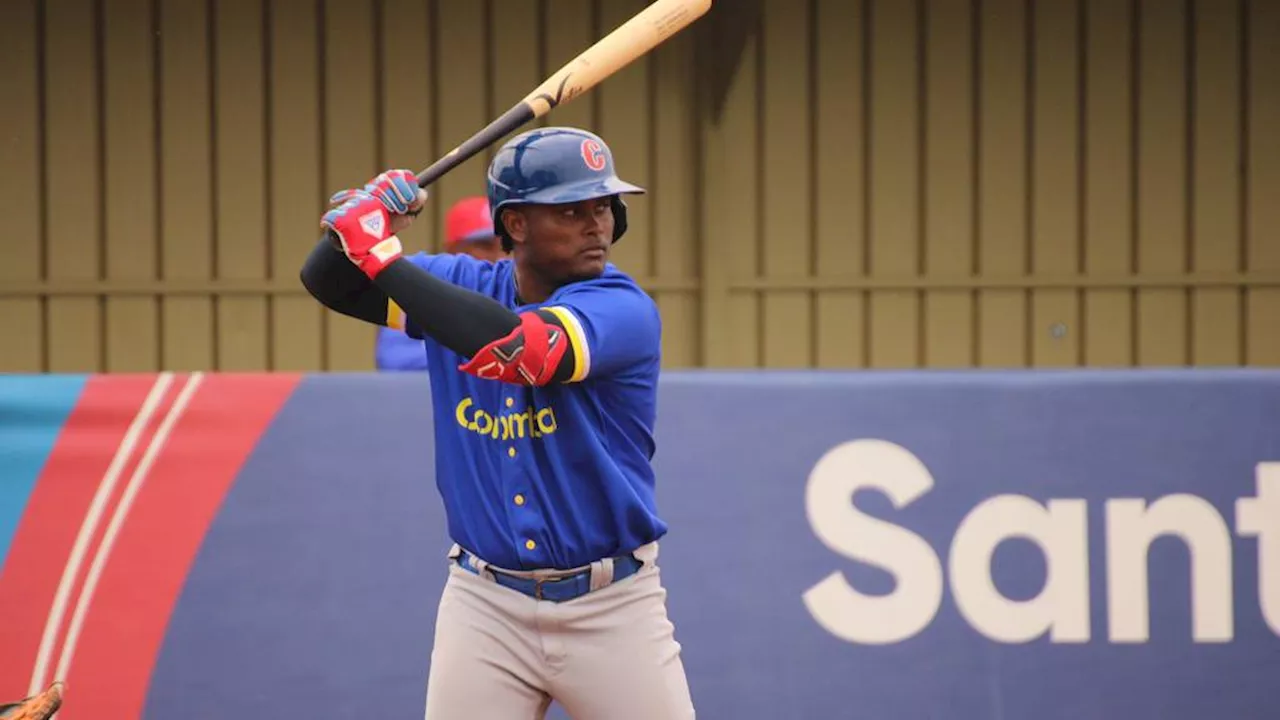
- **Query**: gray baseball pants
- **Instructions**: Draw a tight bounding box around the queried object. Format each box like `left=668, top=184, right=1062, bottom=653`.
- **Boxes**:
left=422, top=542, right=695, bottom=720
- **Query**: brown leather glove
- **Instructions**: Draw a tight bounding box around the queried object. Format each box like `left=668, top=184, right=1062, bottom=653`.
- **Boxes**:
left=0, top=682, right=64, bottom=720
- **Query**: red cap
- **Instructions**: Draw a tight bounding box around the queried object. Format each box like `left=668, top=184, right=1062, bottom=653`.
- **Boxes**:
left=444, top=196, right=495, bottom=249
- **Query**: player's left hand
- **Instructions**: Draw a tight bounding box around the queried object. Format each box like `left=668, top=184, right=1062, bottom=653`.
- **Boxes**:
left=321, top=169, right=426, bottom=280
left=332, top=170, right=426, bottom=219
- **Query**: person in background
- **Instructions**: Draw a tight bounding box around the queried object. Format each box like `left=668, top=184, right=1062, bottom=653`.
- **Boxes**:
left=374, top=196, right=504, bottom=372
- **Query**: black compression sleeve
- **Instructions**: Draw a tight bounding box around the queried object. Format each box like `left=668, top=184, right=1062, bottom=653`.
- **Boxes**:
left=298, top=239, right=389, bottom=325
left=372, top=258, right=521, bottom=358
left=299, top=237, right=522, bottom=358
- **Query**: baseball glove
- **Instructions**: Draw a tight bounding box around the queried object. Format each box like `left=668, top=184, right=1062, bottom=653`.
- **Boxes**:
left=0, top=682, right=64, bottom=720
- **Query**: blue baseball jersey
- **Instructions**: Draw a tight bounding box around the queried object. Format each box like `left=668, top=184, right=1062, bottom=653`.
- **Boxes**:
left=374, top=326, right=429, bottom=371
left=397, top=252, right=667, bottom=570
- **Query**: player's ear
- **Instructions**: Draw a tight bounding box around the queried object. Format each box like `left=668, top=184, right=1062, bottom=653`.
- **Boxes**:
left=502, top=208, right=527, bottom=245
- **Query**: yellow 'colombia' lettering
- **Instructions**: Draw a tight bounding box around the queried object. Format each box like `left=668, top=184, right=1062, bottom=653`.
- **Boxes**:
left=454, top=397, right=559, bottom=440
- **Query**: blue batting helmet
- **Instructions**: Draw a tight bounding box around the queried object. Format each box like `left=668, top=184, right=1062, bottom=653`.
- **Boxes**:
left=486, top=126, right=645, bottom=248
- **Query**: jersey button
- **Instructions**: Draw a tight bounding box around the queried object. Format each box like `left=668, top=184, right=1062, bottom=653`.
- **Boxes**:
left=525, top=539, right=536, bottom=551
left=508, top=447, right=517, bottom=458
left=514, top=494, right=525, bottom=506
left=505, top=397, right=514, bottom=408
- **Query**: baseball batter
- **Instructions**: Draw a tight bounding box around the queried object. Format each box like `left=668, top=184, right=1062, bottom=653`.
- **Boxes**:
left=300, top=126, right=695, bottom=719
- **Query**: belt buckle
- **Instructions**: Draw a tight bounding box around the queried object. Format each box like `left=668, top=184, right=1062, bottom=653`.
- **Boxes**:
left=532, top=570, right=578, bottom=601
left=532, top=573, right=564, bottom=601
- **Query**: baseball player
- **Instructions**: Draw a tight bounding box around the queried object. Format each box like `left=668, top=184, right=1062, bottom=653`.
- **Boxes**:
left=300, top=126, right=695, bottom=719
left=374, top=195, right=504, bottom=372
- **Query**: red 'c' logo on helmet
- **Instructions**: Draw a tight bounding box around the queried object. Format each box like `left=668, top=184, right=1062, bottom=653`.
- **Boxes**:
left=581, top=138, right=607, bottom=171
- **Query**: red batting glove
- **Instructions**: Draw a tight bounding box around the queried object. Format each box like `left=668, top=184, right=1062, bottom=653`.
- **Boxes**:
left=320, top=191, right=402, bottom=280
left=321, top=169, right=423, bottom=279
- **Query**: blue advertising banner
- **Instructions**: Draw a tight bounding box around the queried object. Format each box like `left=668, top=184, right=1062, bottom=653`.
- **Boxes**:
left=1, top=370, right=1277, bottom=719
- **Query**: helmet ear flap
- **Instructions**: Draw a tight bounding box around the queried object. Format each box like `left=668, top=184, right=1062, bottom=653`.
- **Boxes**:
left=610, top=196, right=629, bottom=243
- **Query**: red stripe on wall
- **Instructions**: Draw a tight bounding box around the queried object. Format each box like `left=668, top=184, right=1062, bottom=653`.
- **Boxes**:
left=0, top=375, right=168, bottom=700
left=55, top=374, right=300, bottom=720
left=37, top=378, right=185, bottom=695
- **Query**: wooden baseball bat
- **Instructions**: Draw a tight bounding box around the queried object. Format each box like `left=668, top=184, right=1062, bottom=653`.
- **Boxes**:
left=414, top=0, right=713, bottom=188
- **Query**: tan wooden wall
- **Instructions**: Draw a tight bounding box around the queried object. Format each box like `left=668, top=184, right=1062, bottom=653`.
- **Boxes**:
left=1, top=0, right=1276, bottom=373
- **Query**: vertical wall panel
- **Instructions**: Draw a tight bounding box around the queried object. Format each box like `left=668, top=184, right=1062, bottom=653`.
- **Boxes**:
left=1135, top=0, right=1189, bottom=365
left=381, top=0, right=435, bottom=254
left=215, top=0, right=269, bottom=371
left=1031, top=0, right=1082, bottom=367
left=44, top=0, right=103, bottom=372
left=705, top=33, right=761, bottom=367
left=814, top=0, right=866, bottom=368
left=269, top=0, right=323, bottom=371
left=1083, top=0, right=1135, bottom=366
left=434, top=0, right=489, bottom=257
left=374, top=0, right=430, bottom=380
left=322, top=0, right=378, bottom=370
left=923, top=0, right=975, bottom=368
left=159, top=0, right=215, bottom=370
left=1190, top=0, right=1242, bottom=366
left=0, top=0, right=45, bottom=372
left=489, top=0, right=540, bottom=202
left=1246, top=0, right=1280, bottom=365
left=102, top=0, right=159, bottom=372
left=868, top=0, right=921, bottom=368
left=652, top=26, right=700, bottom=368
left=543, top=0, right=598, bottom=134
left=599, top=0, right=653, bottom=280
left=760, top=0, right=812, bottom=367
left=976, top=0, right=1028, bottom=367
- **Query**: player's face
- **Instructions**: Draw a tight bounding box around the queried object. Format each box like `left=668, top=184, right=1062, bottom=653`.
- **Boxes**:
left=514, top=197, right=614, bottom=281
